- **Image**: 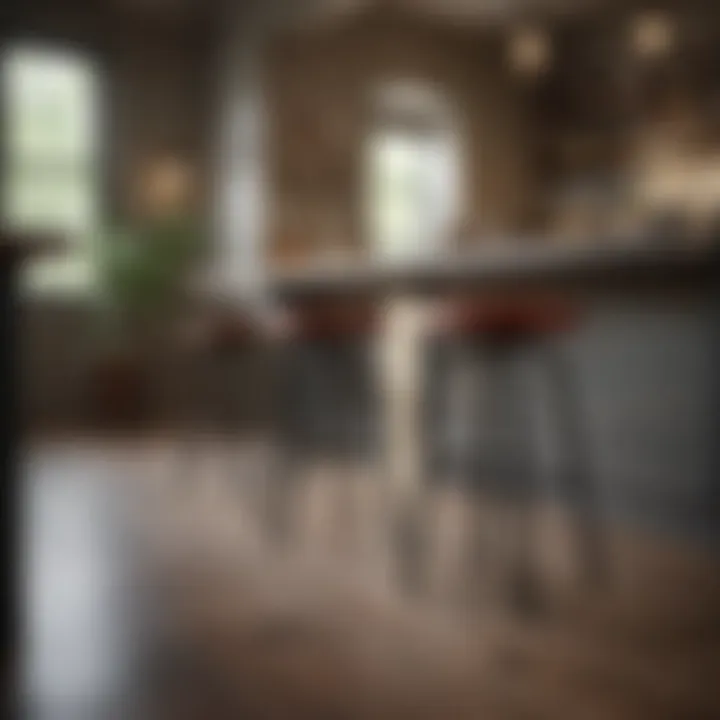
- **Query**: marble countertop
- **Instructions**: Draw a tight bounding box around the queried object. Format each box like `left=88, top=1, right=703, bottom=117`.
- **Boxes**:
left=270, top=242, right=720, bottom=298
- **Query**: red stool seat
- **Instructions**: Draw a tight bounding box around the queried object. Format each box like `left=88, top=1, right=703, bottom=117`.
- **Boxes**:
left=284, top=301, right=379, bottom=342
left=435, top=295, right=579, bottom=343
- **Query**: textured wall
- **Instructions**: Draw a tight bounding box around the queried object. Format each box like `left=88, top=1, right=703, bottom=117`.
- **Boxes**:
left=266, top=10, right=534, bottom=265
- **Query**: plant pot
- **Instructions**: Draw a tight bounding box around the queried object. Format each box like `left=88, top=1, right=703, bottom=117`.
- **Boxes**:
left=90, top=350, right=149, bottom=429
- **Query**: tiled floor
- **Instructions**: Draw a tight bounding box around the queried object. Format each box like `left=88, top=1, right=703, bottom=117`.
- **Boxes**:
left=23, top=439, right=720, bottom=719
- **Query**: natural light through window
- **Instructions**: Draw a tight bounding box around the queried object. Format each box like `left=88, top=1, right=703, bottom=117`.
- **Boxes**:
left=366, top=81, right=463, bottom=263
left=2, top=45, right=101, bottom=293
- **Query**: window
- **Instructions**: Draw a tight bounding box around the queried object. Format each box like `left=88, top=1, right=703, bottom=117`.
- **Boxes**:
left=365, top=81, right=463, bottom=263
left=2, top=45, right=101, bottom=292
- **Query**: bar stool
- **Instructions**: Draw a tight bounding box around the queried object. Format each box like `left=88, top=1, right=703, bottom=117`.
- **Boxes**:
left=424, top=293, right=606, bottom=613
left=266, top=298, right=381, bottom=545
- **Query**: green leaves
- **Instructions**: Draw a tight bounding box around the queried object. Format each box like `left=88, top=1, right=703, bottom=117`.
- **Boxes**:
left=94, top=214, right=203, bottom=342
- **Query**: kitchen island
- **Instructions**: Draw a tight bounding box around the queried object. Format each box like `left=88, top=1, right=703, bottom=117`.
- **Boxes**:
left=270, top=242, right=720, bottom=548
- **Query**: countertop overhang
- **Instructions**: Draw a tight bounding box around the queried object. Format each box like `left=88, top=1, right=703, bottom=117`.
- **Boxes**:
left=270, top=243, right=720, bottom=300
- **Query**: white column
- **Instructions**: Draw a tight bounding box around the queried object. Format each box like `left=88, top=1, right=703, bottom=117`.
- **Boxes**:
left=213, top=1, right=276, bottom=302
left=213, top=0, right=368, bottom=302
left=380, top=298, right=430, bottom=500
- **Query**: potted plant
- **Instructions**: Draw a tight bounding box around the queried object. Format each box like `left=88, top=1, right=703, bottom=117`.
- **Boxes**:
left=90, top=214, right=202, bottom=427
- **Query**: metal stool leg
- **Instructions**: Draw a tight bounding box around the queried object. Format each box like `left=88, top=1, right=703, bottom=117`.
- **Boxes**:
left=265, top=345, right=301, bottom=547
left=481, top=348, right=543, bottom=614
left=543, top=342, right=607, bottom=586
left=505, top=352, right=544, bottom=614
left=266, top=342, right=339, bottom=548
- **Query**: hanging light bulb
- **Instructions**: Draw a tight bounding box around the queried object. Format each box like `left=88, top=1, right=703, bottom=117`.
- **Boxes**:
left=140, top=157, right=193, bottom=215
left=631, top=11, right=676, bottom=60
left=508, top=26, right=553, bottom=77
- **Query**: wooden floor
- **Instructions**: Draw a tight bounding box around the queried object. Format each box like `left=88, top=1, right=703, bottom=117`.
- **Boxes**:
left=24, top=439, right=720, bottom=719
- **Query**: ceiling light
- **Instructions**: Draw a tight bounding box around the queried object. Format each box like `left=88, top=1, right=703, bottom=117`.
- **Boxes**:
left=508, top=26, right=552, bottom=77
left=632, top=11, right=676, bottom=59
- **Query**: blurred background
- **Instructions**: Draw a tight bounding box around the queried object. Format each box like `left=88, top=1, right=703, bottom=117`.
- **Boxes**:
left=2, top=0, right=720, bottom=718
